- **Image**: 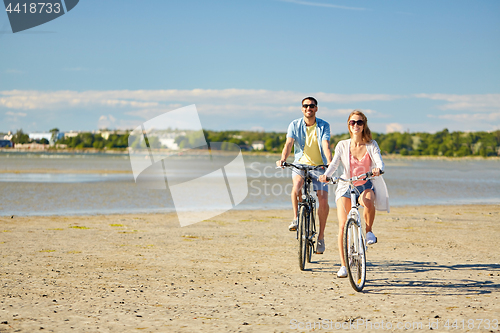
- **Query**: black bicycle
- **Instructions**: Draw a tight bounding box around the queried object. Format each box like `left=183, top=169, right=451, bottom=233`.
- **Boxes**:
left=279, top=162, right=328, bottom=271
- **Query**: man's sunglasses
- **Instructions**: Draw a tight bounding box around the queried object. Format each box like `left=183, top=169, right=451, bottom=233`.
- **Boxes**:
left=349, top=120, right=364, bottom=126
left=302, top=104, right=316, bottom=108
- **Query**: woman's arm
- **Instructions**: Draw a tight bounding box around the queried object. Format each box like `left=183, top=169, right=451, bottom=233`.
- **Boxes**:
left=370, top=140, right=385, bottom=175
left=322, top=142, right=344, bottom=178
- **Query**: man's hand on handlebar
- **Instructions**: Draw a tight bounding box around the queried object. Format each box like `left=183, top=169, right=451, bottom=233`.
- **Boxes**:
left=276, top=160, right=285, bottom=168
left=318, top=174, right=328, bottom=183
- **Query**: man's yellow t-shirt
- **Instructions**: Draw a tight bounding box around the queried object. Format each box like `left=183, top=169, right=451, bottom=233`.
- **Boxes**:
left=298, top=123, right=323, bottom=166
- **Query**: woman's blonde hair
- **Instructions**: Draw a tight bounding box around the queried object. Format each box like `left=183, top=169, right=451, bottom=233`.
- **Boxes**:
left=348, top=110, right=372, bottom=142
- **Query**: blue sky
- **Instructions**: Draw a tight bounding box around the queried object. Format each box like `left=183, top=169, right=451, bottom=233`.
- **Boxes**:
left=1, top=0, right=499, bottom=134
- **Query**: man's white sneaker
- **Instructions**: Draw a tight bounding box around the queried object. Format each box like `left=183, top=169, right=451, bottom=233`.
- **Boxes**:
left=337, top=266, right=347, bottom=278
left=288, top=220, right=298, bottom=231
left=316, top=239, right=325, bottom=254
left=366, top=231, right=377, bottom=245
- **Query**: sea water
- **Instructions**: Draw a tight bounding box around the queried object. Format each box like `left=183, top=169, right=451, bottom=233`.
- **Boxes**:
left=0, top=152, right=499, bottom=216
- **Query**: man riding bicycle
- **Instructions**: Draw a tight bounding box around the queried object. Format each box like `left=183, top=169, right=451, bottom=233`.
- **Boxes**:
left=276, top=97, right=332, bottom=254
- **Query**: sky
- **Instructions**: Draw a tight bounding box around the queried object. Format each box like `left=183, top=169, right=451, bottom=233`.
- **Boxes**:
left=0, top=0, right=499, bottom=135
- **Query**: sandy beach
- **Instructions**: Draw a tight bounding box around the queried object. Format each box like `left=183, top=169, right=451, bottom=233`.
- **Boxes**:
left=1, top=205, right=499, bottom=332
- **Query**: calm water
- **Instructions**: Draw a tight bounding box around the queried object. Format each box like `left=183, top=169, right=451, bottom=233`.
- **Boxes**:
left=0, top=152, right=499, bottom=216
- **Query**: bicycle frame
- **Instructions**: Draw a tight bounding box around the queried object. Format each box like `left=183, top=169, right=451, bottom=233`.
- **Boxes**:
left=347, top=183, right=361, bottom=236
left=346, top=183, right=366, bottom=261
left=297, top=169, right=316, bottom=240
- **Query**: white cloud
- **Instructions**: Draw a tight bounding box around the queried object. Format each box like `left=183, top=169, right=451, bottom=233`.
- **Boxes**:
left=435, top=112, right=500, bottom=122
left=326, top=108, right=379, bottom=116
left=98, top=114, right=115, bottom=129
left=386, top=123, right=404, bottom=133
left=5, top=111, right=27, bottom=117
left=277, top=0, right=367, bottom=10
left=316, top=93, right=401, bottom=103
left=415, top=93, right=500, bottom=112
left=0, top=90, right=161, bottom=110
left=124, top=104, right=185, bottom=121
left=2, top=89, right=498, bottom=132
left=0, top=89, right=403, bottom=111
left=5, top=69, right=24, bottom=74
left=424, top=112, right=500, bottom=132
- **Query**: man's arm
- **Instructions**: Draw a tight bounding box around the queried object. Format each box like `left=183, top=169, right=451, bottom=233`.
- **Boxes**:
left=322, top=139, right=332, bottom=165
left=276, top=137, right=294, bottom=167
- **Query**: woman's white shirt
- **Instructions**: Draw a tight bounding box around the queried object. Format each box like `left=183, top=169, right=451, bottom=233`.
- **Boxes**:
left=325, top=139, right=390, bottom=212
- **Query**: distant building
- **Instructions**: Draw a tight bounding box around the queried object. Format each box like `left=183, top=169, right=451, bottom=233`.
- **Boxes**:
left=64, top=131, right=80, bottom=138
left=29, top=132, right=64, bottom=145
left=252, top=141, right=265, bottom=150
left=0, top=140, right=12, bottom=148
left=98, top=130, right=128, bottom=140
left=29, top=133, right=52, bottom=141
left=3, top=131, right=13, bottom=141
left=159, top=137, right=179, bottom=150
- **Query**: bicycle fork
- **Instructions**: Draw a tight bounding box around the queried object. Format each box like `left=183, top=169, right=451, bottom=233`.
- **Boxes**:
left=348, top=209, right=366, bottom=253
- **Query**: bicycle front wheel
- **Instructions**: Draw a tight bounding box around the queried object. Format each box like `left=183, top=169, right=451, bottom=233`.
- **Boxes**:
left=307, top=207, right=315, bottom=263
left=343, top=218, right=366, bottom=291
left=298, top=206, right=307, bottom=271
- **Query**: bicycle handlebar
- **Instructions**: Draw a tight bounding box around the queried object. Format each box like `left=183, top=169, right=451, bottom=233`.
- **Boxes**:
left=276, top=162, right=328, bottom=171
left=326, top=170, right=384, bottom=184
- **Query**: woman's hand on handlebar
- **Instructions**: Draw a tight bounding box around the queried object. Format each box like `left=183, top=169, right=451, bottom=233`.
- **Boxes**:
left=318, top=174, right=328, bottom=183
left=276, top=160, right=285, bottom=168
left=371, top=168, right=381, bottom=177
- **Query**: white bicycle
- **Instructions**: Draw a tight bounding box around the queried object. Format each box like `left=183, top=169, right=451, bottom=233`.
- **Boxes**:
left=327, top=171, right=384, bottom=292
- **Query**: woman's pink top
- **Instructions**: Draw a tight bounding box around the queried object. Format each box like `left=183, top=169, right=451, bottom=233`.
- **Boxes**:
left=350, top=151, right=372, bottom=186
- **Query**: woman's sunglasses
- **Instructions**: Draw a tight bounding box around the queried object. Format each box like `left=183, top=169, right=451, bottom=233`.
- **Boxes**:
left=349, top=120, right=364, bottom=126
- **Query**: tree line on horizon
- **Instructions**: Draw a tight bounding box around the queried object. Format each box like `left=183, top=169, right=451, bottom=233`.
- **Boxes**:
left=6, top=128, right=500, bottom=157
left=203, top=129, right=500, bottom=157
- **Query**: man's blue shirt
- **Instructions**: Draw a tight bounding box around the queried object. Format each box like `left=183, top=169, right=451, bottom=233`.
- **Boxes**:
left=286, top=117, right=331, bottom=165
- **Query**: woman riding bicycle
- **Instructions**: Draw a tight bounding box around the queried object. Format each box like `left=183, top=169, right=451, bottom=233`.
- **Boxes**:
left=318, top=110, right=389, bottom=278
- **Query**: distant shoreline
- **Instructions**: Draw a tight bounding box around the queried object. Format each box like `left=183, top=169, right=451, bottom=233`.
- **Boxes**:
left=1, top=148, right=499, bottom=160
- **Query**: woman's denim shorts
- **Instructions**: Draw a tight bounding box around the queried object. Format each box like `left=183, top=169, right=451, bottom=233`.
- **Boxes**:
left=341, top=179, right=374, bottom=200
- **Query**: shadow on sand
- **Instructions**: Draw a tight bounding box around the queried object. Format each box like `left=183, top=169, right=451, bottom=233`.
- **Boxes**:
left=364, top=260, right=500, bottom=295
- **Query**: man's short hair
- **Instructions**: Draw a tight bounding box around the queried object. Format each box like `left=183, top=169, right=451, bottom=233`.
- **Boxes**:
left=301, top=96, right=318, bottom=105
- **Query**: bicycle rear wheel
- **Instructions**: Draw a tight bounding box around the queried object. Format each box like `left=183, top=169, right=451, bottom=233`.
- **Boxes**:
left=343, top=218, right=366, bottom=291
left=298, top=206, right=307, bottom=271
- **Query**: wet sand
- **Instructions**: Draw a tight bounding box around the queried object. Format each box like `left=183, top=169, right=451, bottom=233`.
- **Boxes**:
left=1, top=205, right=499, bottom=332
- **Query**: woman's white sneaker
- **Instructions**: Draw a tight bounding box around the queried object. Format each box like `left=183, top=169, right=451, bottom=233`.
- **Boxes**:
left=366, top=231, right=377, bottom=245
left=288, top=219, right=298, bottom=231
left=337, top=266, right=347, bottom=278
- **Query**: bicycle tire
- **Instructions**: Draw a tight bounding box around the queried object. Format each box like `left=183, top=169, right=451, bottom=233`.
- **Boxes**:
left=307, top=207, right=315, bottom=263
left=343, top=218, right=366, bottom=292
left=298, top=205, right=307, bottom=271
